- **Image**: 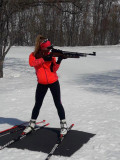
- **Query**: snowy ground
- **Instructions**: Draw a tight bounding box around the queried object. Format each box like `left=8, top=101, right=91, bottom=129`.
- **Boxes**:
left=0, top=45, right=120, bottom=160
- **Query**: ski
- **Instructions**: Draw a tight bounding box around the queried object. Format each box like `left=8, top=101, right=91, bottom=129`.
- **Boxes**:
left=0, top=120, right=45, bottom=138
left=45, top=124, right=74, bottom=160
left=0, top=122, right=49, bottom=150
left=0, top=121, right=28, bottom=134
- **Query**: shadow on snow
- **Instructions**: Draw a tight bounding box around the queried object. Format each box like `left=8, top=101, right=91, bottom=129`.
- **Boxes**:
left=0, top=117, right=25, bottom=126
left=68, top=70, right=120, bottom=96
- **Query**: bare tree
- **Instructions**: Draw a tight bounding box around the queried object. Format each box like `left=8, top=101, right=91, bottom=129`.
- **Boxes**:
left=0, top=0, right=75, bottom=78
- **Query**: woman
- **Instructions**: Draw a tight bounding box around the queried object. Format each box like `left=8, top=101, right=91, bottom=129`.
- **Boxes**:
left=23, top=35, right=67, bottom=135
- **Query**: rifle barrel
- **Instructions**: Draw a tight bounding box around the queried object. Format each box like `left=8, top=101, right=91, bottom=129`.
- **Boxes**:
left=63, top=51, right=96, bottom=57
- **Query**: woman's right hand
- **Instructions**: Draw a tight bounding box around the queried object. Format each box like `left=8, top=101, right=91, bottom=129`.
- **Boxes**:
left=43, top=55, right=52, bottom=61
left=35, top=52, right=44, bottom=59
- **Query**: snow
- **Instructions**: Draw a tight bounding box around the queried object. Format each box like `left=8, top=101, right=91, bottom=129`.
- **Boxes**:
left=0, top=45, right=120, bottom=160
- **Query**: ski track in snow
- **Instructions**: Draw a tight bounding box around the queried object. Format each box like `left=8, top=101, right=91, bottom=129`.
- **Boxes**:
left=0, top=45, right=120, bottom=160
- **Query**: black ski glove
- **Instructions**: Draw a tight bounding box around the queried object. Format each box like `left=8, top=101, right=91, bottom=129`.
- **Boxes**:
left=43, top=55, right=52, bottom=61
left=56, top=56, right=63, bottom=64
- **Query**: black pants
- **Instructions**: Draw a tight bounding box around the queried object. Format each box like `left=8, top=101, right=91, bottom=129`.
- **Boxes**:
left=31, top=80, right=65, bottom=120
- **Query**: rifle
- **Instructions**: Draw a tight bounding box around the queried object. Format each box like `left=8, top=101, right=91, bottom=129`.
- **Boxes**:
left=48, top=46, right=96, bottom=58
left=35, top=46, right=96, bottom=59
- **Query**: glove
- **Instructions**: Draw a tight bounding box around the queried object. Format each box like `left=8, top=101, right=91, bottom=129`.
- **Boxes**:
left=35, top=53, right=42, bottom=59
left=43, top=55, right=52, bottom=61
left=56, top=56, right=63, bottom=64
left=56, top=55, right=67, bottom=64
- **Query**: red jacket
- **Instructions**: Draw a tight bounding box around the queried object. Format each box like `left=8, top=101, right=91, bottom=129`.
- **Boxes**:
left=29, top=53, right=60, bottom=84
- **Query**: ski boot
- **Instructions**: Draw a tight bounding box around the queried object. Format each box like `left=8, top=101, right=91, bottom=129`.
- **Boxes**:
left=23, top=119, right=36, bottom=134
left=60, top=119, right=68, bottom=136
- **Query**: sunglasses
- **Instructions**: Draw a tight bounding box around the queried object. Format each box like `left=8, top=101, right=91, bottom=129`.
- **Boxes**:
left=40, top=39, right=48, bottom=45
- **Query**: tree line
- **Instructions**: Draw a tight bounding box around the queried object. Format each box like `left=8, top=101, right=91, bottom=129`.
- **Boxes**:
left=5, top=0, right=120, bottom=46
